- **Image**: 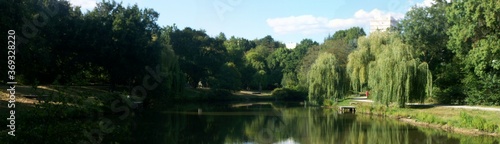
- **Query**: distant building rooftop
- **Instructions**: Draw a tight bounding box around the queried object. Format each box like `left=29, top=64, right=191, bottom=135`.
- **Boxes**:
left=369, top=16, right=398, bottom=33
left=286, top=42, right=297, bottom=49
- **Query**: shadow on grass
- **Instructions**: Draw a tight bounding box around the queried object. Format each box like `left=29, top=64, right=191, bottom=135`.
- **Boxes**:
left=406, top=105, right=437, bottom=109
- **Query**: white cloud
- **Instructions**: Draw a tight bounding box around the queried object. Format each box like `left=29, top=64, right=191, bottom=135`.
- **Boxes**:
left=266, top=9, right=404, bottom=35
left=416, top=0, right=435, bottom=7
left=68, top=0, right=97, bottom=11
left=414, top=0, right=451, bottom=8
left=266, top=15, right=330, bottom=35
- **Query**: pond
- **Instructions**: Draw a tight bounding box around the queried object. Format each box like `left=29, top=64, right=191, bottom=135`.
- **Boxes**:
left=104, top=102, right=499, bottom=144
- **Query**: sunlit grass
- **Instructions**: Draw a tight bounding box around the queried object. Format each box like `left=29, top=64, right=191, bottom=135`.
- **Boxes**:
left=350, top=100, right=500, bottom=134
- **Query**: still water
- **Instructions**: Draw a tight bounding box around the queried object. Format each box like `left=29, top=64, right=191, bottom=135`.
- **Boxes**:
left=102, top=102, right=499, bottom=144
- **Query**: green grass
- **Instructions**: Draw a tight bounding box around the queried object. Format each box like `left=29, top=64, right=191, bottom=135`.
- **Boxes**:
left=352, top=102, right=500, bottom=134
left=310, top=96, right=500, bottom=134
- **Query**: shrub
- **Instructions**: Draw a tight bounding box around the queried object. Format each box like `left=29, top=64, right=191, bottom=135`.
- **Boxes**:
left=271, top=88, right=307, bottom=101
left=272, top=88, right=288, bottom=99
left=323, top=99, right=335, bottom=107
left=459, top=112, right=473, bottom=128
left=457, top=112, right=499, bottom=132
left=483, top=122, right=498, bottom=133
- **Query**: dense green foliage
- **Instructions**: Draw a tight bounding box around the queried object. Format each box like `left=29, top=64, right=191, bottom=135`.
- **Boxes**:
left=399, top=0, right=463, bottom=104
left=2, top=0, right=498, bottom=106
left=308, top=53, right=349, bottom=105
left=348, top=33, right=432, bottom=107
left=1, top=0, right=184, bottom=104
left=271, top=88, right=307, bottom=100
left=394, top=0, right=499, bottom=105
left=446, top=0, right=500, bottom=105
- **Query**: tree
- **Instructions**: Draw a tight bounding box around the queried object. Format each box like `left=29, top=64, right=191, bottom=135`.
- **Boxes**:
left=293, top=39, right=318, bottom=59
left=296, top=45, right=321, bottom=91
left=308, top=53, right=348, bottom=105
left=254, top=35, right=284, bottom=50
left=209, top=62, right=242, bottom=91
left=151, top=28, right=185, bottom=101
left=400, top=0, right=452, bottom=70
left=348, top=32, right=432, bottom=107
left=169, top=27, right=228, bottom=88
left=326, top=27, right=366, bottom=49
left=253, top=70, right=267, bottom=92
left=446, top=0, right=500, bottom=105
left=266, top=48, right=292, bottom=88
left=281, top=39, right=319, bottom=89
left=245, top=45, right=271, bottom=89
left=296, top=33, right=352, bottom=92
left=11, top=0, right=83, bottom=84
left=399, top=0, right=463, bottom=104
left=225, top=36, right=246, bottom=66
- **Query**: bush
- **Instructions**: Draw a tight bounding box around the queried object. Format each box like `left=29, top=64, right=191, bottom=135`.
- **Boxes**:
left=456, top=112, right=499, bottom=132
left=322, top=99, right=335, bottom=107
left=272, top=88, right=288, bottom=99
left=432, top=86, right=466, bottom=104
left=271, top=88, right=307, bottom=101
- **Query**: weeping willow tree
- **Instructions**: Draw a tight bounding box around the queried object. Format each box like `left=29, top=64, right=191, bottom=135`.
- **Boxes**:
left=348, top=32, right=432, bottom=107
left=308, top=53, right=349, bottom=105
left=347, top=37, right=373, bottom=92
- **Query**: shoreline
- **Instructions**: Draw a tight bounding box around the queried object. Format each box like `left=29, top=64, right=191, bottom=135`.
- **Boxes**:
left=396, top=117, right=499, bottom=137
left=347, top=103, right=500, bottom=137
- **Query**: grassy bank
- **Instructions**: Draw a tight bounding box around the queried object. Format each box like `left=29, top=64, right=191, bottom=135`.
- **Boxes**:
left=335, top=98, right=500, bottom=136
left=174, top=88, right=278, bottom=101
left=0, top=85, right=124, bottom=142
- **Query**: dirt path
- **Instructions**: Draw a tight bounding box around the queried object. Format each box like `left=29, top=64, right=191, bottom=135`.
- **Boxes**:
left=351, top=96, right=500, bottom=112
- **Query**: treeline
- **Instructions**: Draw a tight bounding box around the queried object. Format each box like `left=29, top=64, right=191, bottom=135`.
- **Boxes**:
left=0, top=0, right=185, bottom=101
left=397, top=0, right=499, bottom=105
left=322, top=0, right=499, bottom=106
left=0, top=0, right=363, bottom=101
left=280, top=0, right=499, bottom=106
left=1, top=0, right=498, bottom=106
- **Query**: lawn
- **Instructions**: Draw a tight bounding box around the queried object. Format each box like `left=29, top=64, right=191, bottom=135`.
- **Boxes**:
left=336, top=97, right=500, bottom=136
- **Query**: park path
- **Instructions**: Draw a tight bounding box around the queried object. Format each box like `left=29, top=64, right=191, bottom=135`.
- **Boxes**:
left=351, top=96, right=500, bottom=112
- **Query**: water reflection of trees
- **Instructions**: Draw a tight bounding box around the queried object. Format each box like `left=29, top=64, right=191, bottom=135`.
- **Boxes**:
left=119, top=105, right=499, bottom=144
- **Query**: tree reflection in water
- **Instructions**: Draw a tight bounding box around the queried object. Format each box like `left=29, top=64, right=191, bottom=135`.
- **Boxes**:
left=108, top=102, right=498, bottom=144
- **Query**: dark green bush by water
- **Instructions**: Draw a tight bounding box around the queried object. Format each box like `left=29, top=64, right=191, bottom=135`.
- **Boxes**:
left=272, top=88, right=306, bottom=100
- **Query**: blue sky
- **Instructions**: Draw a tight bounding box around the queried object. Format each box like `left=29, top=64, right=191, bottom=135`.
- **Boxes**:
left=69, top=0, right=434, bottom=44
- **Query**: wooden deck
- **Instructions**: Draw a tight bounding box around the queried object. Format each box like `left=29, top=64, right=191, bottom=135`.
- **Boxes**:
left=338, top=106, right=356, bottom=113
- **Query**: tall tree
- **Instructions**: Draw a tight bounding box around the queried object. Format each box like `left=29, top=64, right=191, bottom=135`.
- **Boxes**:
left=447, top=0, right=500, bottom=105
left=209, top=62, right=242, bottom=91
left=326, top=27, right=366, bottom=49
left=400, top=0, right=452, bottom=70
left=254, top=35, right=284, bottom=50
left=399, top=0, right=464, bottom=104
left=281, top=39, right=318, bottom=88
left=348, top=33, right=432, bottom=107
left=308, top=53, right=348, bottom=105
left=245, top=45, right=271, bottom=89
left=266, top=48, right=292, bottom=88
left=169, top=27, right=227, bottom=88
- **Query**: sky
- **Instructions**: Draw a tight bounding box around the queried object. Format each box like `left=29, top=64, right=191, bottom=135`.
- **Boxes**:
left=68, top=0, right=435, bottom=45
